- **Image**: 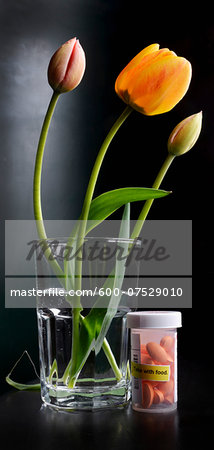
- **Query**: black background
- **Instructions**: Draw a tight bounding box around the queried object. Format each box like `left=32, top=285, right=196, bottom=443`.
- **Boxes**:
left=0, top=0, right=213, bottom=447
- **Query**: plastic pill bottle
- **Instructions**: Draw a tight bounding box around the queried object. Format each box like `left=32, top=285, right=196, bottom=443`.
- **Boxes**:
left=127, top=311, right=182, bottom=413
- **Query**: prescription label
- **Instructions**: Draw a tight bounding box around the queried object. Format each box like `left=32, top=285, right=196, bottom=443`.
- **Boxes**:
left=131, top=362, right=170, bottom=382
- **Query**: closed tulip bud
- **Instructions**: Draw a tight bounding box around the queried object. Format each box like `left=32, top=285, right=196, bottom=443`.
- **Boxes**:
left=115, top=43, right=192, bottom=116
left=167, top=112, right=202, bottom=156
left=48, top=38, right=86, bottom=93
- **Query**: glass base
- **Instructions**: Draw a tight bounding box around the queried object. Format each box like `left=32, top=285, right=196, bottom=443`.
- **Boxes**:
left=41, top=379, right=131, bottom=411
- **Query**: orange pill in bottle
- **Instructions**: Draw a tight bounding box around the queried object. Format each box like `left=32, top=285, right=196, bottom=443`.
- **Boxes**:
left=127, top=311, right=182, bottom=413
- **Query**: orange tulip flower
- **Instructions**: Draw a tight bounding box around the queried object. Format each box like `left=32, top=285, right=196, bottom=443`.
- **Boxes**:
left=115, top=44, right=192, bottom=116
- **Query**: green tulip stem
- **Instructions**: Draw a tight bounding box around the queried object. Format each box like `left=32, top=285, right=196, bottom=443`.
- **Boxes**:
left=68, top=105, right=133, bottom=387
left=81, top=106, right=133, bottom=223
left=131, top=153, right=175, bottom=240
left=75, top=105, right=133, bottom=287
left=102, top=337, right=122, bottom=380
left=33, top=91, right=64, bottom=279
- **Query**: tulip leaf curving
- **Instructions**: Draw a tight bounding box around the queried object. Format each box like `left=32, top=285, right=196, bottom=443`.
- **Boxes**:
left=86, top=186, right=170, bottom=232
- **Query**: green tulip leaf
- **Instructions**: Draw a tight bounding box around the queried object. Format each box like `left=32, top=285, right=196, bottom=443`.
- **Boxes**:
left=94, top=202, right=130, bottom=354
left=86, top=187, right=170, bottom=233
left=6, top=350, right=41, bottom=391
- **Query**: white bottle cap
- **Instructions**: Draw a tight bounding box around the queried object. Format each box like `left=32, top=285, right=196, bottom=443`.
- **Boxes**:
left=127, top=311, right=182, bottom=329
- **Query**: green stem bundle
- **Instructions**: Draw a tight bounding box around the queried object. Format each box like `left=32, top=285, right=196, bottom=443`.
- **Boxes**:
left=33, top=91, right=175, bottom=390
left=33, top=95, right=132, bottom=388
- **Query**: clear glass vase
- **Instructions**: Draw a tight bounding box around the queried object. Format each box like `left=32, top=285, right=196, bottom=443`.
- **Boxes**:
left=35, top=236, right=140, bottom=410
left=37, top=307, right=129, bottom=410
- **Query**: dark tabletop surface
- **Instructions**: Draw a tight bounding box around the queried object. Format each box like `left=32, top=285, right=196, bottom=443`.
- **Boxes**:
left=0, top=360, right=213, bottom=450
